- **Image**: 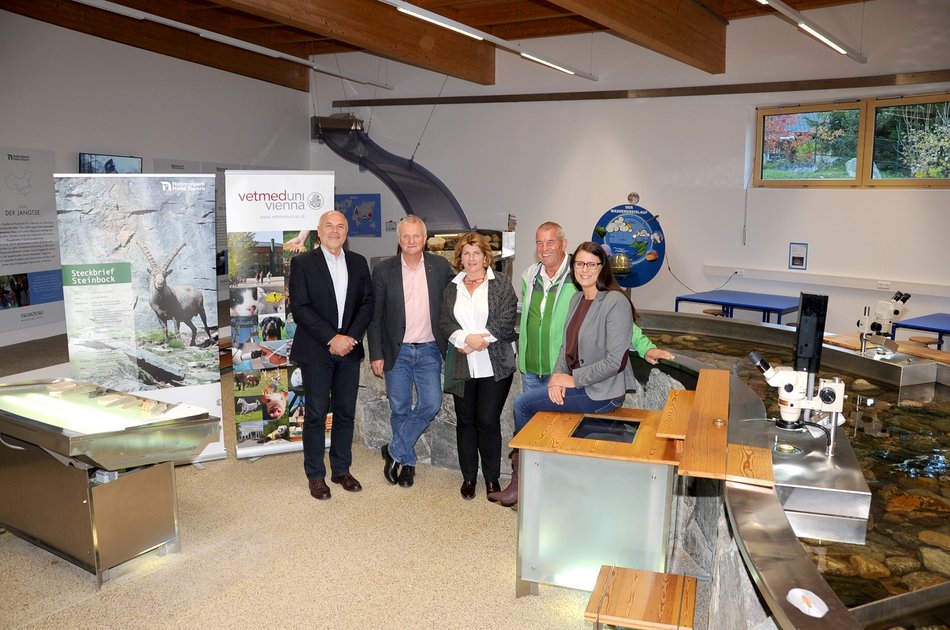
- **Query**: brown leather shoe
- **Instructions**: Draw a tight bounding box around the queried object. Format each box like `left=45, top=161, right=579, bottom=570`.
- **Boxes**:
left=330, top=473, right=363, bottom=493
left=309, top=478, right=331, bottom=501
left=485, top=480, right=501, bottom=500
left=460, top=480, right=476, bottom=500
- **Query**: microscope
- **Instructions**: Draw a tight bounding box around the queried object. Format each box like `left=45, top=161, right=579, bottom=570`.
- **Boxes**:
left=856, top=291, right=910, bottom=355
left=750, top=294, right=846, bottom=457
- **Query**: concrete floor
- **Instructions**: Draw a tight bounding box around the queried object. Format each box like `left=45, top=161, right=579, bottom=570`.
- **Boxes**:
left=0, top=331, right=592, bottom=630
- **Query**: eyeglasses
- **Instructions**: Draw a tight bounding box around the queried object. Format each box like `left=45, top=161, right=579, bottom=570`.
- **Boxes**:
left=573, top=261, right=602, bottom=270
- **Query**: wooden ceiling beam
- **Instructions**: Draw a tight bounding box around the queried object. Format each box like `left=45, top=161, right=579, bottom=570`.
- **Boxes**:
left=546, top=0, right=726, bottom=74
left=0, top=0, right=309, bottom=91
left=210, top=0, right=496, bottom=85
left=108, top=0, right=331, bottom=60
left=711, top=0, right=866, bottom=21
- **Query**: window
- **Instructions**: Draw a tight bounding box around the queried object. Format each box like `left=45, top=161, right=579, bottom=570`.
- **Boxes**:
left=868, top=94, right=950, bottom=185
left=753, top=93, right=950, bottom=188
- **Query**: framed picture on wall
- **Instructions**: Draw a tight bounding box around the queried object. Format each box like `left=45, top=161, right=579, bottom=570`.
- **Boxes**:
left=788, top=242, right=808, bottom=270
left=78, top=153, right=143, bottom=174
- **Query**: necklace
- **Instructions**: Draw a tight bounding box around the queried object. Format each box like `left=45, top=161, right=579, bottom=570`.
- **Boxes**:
left=463, top=274, right=486, bottom=285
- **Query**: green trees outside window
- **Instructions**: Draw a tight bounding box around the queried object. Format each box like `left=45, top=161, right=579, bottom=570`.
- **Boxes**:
left=754, top=93, right=949, bottom=188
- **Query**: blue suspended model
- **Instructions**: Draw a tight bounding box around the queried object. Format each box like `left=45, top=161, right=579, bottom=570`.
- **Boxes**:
left=312, top=115, right=471, bottom=232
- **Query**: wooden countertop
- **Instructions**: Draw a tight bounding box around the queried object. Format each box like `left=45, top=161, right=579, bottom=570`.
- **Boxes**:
left=510, top=368, right=774, bottom=487
left=509, top=407, right=679, bottom=466
left=824, top=332, right=950, bottom=365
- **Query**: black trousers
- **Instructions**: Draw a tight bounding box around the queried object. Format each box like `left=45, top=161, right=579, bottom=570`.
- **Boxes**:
left=300, top=355, right=360, bottom=480
left=452, top=374, right=513, bottom=483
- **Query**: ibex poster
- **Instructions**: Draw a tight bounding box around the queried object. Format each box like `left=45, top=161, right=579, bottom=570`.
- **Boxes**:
left=55, top=174, right=218, bottom=391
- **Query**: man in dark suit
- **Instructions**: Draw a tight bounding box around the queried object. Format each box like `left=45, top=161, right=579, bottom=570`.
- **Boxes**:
left=367, top=216, right=452, bottom=488
left=289, top=210, right=374, bottom=501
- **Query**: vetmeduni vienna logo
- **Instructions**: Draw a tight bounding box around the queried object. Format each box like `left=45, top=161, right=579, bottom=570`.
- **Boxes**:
left=307, top=192, right=325, bottom=210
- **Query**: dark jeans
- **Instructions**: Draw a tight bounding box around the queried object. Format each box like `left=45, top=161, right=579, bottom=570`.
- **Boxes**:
left=452, top=374, right=513, bottom=484
left=514, top=385, right=624, bottom=434
left=300, top=355, right=360, bottom=480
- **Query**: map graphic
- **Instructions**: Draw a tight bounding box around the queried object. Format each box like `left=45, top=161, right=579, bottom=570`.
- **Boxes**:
left=336, top=193, right=380, bottom=237
left=591, top=203, right=666, bottom=288
left=5, top=169, right=32, bottom=196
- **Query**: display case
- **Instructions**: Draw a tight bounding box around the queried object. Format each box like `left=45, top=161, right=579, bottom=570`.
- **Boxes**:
left=425, top=228, right=515, bottom=277
left=511, top=409, right=676, bottom=595
left=0, top=379, right=219, bottom=585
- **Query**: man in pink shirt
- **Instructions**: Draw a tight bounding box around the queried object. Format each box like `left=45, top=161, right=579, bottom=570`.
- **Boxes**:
left=367, top=216, right=453, bottom=487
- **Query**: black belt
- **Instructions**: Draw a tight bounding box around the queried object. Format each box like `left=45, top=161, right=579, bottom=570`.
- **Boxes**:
left=403, top=341, right=436, bottom=346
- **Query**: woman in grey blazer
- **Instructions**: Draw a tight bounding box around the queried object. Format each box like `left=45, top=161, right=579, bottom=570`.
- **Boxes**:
left=441, top=233, right=518, bottom=501
left=493, top=242, right=636, bottom=507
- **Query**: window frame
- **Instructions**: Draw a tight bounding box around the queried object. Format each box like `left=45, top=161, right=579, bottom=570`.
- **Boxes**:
left=753, top=92, right=950, bottom=189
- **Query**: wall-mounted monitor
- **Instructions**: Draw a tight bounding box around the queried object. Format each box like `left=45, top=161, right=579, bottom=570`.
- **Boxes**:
left=78, top=153, right=143, bottom=174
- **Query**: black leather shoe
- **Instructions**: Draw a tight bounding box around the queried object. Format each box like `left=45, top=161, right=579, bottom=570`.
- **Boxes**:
left=460, top=480, right=476, bottom=500
left=485, top=480, right=501, bottom=500
left=397, top=465, right=415, bottom=487
left=330, top=473, right=362, bottom=493
left=382, top=443, right=399, bottom=485
left=308, top=478, right=331, bottom=501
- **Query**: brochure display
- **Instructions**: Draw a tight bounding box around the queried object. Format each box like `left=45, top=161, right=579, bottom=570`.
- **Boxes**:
left=225, top=170, right=334, bottom=458
left=54, top=174, right=225, bottom=462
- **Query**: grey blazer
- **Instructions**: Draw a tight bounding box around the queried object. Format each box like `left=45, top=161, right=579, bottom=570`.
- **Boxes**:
left=440, top=272, right=518, bottom=397
left=554, top=290, right=637, bottom=400
left=367, top=252, right=453, bottom=372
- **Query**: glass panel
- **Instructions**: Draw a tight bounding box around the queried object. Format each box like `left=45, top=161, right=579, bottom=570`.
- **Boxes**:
left=518, top=450, right=672, bottom=591
left=571, top=416, right=640, bottom=443
left=871, top=99, right=950, bottom=180
left=760, top=109, right=860, bottom=180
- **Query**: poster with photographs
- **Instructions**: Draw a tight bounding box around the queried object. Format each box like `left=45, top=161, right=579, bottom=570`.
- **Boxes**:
left=225, top=171, right=333, bottom=458
left=54, top=173, right=226, bottom=462
left=0, top=147, right=66, bottom=346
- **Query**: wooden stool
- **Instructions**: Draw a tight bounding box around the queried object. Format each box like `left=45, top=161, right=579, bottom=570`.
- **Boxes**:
left=584, top=565, right=697, bottom=630
left=702, top=308, right=725, bottom=317
left=908, top=335, right=940, bottom=347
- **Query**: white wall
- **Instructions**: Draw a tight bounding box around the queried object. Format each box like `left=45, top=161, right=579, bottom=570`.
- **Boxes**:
left=0, top=11, right=311, bottom=172
left=0, top=10, right=311, bottom=346
left=1, top=2, right=948, bottom=341
left=310, top=0, right=950, bottom=335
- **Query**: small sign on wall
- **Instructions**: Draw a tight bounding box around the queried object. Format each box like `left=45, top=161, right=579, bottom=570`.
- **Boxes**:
left=789, top=242, right=808, bottom=270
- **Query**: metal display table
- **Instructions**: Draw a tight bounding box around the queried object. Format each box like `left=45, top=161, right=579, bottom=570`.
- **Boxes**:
left=891, top=312, right=950, bottom=350
left=675, top=289, right=800, bottom=324
left=0, top=379, right=219, bottom=585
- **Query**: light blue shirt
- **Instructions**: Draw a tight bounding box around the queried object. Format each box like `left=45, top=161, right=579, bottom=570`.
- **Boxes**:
left=320, top=246, right=348, bottom=329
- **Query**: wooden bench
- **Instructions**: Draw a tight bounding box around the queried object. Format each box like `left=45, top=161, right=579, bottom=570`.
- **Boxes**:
left=908, top=335, right=940, bottom=347
left=585, top=565, right=697, bottom=629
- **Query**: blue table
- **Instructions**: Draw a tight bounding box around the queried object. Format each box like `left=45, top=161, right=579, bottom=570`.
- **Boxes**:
left=890, top=312, right=950, bottom=351
left=675, top=290, right=799, bottom=324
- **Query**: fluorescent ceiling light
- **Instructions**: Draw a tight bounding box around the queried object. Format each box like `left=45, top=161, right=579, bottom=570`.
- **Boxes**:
left=378, top=0, right=598, bottom=81
left=520, top=52, right=575, bottom=76
left=797, top=23, right=847, bottom=55
left=396, top=6, right=483, bottom=40
left=72, top=0, right=394, bottom=88
left=762, top=0, right=866, bottom=63
left=757, top=0, right=769, bottom=4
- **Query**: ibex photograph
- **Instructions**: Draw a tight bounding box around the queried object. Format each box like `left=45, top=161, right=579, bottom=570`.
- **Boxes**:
left=137, top=239, right=213, bottom=347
